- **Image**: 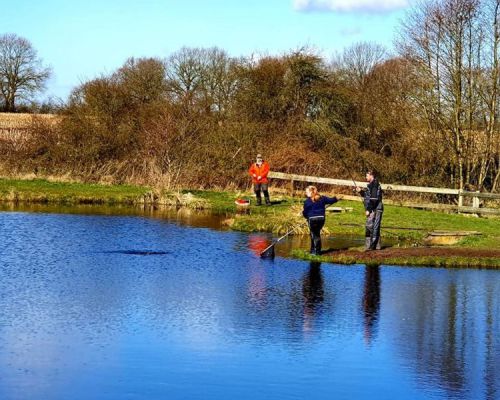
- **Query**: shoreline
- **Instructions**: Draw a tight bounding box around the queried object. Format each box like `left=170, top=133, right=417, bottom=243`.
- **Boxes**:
left=1, top=177, right=499, bottom=269
left=291, top=248, right=500, bottom=269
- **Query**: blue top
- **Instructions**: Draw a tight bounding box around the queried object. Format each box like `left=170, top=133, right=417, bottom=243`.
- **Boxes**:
left=303, top=196, right=338, bottom=219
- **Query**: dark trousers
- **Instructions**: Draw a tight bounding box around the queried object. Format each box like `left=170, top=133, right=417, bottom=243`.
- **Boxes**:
left=254, top=183, right=270, bottom=205
left=366, top=211, right=383, bottom=250
left=308, top=217, right=325, bottom=255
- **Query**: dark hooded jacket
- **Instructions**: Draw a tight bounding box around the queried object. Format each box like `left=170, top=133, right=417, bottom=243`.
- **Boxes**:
left=361, top=179, right=383, bottom=213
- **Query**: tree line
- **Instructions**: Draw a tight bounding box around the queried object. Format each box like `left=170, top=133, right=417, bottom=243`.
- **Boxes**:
left=1, top=0, right=499, bottom=192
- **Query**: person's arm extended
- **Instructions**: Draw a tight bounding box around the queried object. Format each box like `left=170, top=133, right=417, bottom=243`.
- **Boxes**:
left=323, top=196, right=339, bottom=205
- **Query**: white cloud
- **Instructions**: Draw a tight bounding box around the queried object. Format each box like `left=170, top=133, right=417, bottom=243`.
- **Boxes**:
left=339, top=27, right=362, bottom=36
left=293, top=0, right=411, bottom=13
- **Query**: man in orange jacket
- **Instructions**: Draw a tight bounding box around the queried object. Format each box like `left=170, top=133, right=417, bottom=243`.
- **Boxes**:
left=249, top=154, right=271, bottom=206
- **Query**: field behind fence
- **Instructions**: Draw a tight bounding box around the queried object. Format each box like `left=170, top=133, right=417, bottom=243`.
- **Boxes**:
left=1, top=113, right=499, bottom=216
left=269, top=171, right=500, bottom=216
left=0, top=113, right=58, bottom=143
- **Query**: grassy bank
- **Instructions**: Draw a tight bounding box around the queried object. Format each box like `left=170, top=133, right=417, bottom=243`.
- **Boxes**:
left=228, top=197, right=500, bottom=248
left=0, top=178, right=151, bottom=205
left=0, top=178, right=234, bottom=209
left=0, top=178, right=293, bottom=212
left=292, top=250, right=500, bottom=269
left=1, top=178, right=499, bottom=267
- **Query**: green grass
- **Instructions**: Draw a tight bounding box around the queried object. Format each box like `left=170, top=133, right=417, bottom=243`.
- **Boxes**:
left=0, top=178, right=150, bottom=204
left=0, top=178, right=235, bottom=209
left=181, top=190, right=243, bottom=212
left=291, top=249, right=500, bottom=269
left=1, top=178, right=499, bottom=253
left=328, top=201, right=500, bottom=248
left=228, top=197, right=500, bottom=249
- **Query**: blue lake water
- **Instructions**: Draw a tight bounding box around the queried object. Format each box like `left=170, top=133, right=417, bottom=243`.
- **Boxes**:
left=0, top=209, right=498, bottom=400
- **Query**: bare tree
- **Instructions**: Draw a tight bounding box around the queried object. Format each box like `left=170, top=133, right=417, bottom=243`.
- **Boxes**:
left=116, top=57, right=167, bottom=106
left=478, top=0, right=500, bottom=191
left=165, top=47, right=204, bottom=106
left=398, top=0, right=500, bottom=191
left=0, top=33, right=51, bottom=112
left=165, top=47, right=238, bottom=116
left=334, top=41, right=387, bottom=89
left=199, top=47, right=238, bottom=116
left=331, top=41, right=387, bottom=141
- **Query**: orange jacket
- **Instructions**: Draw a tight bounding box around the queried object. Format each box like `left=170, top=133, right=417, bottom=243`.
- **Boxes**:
left=249, top=161, right=270, bottom=184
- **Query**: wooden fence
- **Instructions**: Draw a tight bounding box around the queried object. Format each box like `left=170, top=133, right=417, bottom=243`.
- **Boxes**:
left=268, top=171, right=500, bottom=216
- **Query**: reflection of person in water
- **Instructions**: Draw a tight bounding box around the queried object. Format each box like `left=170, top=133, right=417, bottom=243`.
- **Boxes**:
left=247, top=234, right=270, bottom=306
left=302, top=261, right=324, bottom=334
left=362, top=265, right=381, bottom=345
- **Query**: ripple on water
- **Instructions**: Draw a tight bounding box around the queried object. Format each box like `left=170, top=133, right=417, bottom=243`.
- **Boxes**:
left=0, top=210, right=498, bottom=400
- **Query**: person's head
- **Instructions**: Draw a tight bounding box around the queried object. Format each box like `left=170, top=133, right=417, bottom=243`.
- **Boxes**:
left=305, top=186, right=321, bottom=202
left=366, top=169, right=377, bottom=183
left=256, top=154, right=263, bottom=165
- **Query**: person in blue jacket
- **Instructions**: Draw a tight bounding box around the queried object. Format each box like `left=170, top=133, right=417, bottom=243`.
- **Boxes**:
left=302, top=185, right=339, bottom=255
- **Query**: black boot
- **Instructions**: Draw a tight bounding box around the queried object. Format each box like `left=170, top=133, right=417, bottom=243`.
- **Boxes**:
left=314, top=240, right=322, bottom=255
left=255, top=192, right=262, bottom=206
left=264, top=190, right=271, bottom=206
left=369, top=236, right=379, bottom=251
left=311, top=237, right=322, bottom=255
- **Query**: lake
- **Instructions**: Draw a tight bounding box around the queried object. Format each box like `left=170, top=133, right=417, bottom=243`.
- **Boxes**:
left=0, top=207, right=498, bottom=400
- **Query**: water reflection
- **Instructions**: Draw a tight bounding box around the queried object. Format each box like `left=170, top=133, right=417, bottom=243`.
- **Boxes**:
left=383, top=270, right=499, bottom=399
left=0, top=202, right=228, bottom=230
left=362, top=265, right=381, bottom=345
left=484, top=286, right=498, bottom=400
left=0, top=209, right=498, bottom=400
left=247, top=234, right=271, bottom=257
left=302, top=262, right=324, bottom=334
left=246, top=235, right=270, bottom=308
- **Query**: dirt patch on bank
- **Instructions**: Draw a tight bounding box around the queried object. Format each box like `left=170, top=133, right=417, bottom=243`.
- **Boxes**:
left=333, top=247, right=500, bottom=260
left=316, top=246, right=500, bottom=268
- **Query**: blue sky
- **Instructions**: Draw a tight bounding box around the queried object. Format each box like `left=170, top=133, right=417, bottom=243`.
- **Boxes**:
left=2, top=0, right=413, bottom=101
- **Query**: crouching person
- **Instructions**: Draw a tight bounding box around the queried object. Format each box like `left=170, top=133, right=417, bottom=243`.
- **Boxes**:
left=357, top=169, right=383, bottom=251
left=303, top=186, right=339, bottom=255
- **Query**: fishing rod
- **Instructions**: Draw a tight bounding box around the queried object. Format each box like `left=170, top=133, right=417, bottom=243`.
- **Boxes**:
left=260, top=221, right=307, bottom=258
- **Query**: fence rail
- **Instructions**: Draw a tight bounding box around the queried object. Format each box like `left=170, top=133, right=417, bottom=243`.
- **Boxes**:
left=268, top=171, right=500, bottom=215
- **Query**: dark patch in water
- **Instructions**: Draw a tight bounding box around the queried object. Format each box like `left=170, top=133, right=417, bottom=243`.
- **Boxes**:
left=104, top=250, right=171, bottom=256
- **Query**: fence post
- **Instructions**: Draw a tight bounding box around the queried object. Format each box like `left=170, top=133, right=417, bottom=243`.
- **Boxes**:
left=472, top=191, right=480, bottom=209
left=458, top=190, right=464, bottom=208
left=289, top=179, right=294, bottom=196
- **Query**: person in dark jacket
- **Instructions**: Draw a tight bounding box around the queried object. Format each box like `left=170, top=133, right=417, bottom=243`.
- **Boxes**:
left=302, top=186, right=339, bottom=255
left=356, top=169, right=383, bottom=250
